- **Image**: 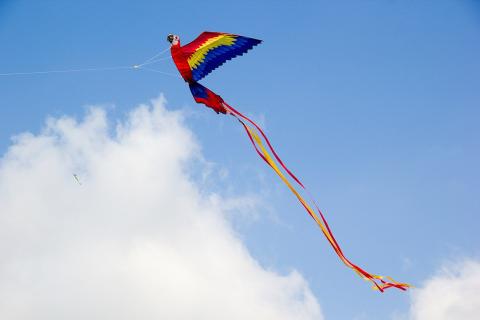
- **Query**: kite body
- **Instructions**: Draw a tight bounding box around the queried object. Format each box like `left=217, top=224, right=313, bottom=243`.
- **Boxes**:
left=168, top=32, right=410, bottom=292
left=170, top=44, right=193, bottom=82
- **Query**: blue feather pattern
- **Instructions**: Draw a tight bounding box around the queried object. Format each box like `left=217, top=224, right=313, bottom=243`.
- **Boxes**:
left=191, top=36, right=261, bottom=82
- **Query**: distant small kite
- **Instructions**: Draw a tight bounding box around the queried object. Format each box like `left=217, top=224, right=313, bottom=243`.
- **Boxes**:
left=167, top=32, right=410, bottom=292
left=73, top=174, right=82, bottom=185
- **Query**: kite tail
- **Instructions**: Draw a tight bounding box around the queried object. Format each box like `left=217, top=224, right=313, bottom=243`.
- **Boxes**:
left=222, top=101, right=410, bottom=292
left=187, top=82, right=410, bottom=292
left=189, top=82, right=228, bottom=114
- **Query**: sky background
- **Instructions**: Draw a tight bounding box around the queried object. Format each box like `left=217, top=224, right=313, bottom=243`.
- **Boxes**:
left=0, top=0, right=479, bottom=319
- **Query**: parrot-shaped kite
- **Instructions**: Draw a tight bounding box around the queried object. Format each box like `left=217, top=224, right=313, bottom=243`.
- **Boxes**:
left=167, top=31, right=410, bottom=292
left=168, top=32, right=261, bottom=114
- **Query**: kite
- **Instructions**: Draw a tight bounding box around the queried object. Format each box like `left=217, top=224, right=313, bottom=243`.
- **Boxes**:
left=73, top=174, right=82, bottom=185
left=167, top=32, right=410, bottom=292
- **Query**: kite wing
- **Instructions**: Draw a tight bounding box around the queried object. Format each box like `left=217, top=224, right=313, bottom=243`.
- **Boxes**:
left=181, top=32, right=261, bottom=82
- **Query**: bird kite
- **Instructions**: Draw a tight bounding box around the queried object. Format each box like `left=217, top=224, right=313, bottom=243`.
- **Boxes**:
left=167, top=31, right=410, bottom=292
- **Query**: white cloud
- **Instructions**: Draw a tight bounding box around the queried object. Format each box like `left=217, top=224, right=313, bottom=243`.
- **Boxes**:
left=0, top=95, right=322, bottom=320
left=408, top=259, right=480, bottom=320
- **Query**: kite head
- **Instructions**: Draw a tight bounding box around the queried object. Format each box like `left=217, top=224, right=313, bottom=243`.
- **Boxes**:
left=167, top=34, right=180, bottom=46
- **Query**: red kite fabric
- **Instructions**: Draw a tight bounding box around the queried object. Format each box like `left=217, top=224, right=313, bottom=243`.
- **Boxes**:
left=168, top=31, right=410, bottom=292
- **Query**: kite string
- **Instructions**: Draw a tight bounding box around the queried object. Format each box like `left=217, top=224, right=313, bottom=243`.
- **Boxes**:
left=137, top=66, right=182, bottom=78
left=0, top=45, right=173, bottom=77
left=135, top=46, right=171, bottom=68
left=0, top=65, right=135, bottom=76
left=135, top=56, right=171, bottom=68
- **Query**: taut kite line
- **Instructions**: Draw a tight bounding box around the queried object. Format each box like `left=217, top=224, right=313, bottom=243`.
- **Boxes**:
left=167, top=32, right=410, bottom=292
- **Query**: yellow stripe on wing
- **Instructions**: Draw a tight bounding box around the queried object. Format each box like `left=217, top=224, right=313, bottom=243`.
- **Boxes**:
left=187, top=34, right=237, bottom=69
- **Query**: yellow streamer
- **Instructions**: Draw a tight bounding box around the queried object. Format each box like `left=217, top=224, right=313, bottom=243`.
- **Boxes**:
left=241, top=120, right=410, bottom=291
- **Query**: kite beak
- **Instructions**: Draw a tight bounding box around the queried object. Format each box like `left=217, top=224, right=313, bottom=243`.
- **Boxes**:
left=167, top=34, right=174, bottom=44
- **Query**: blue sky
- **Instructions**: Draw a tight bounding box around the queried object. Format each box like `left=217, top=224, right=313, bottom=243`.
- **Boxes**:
left=1, top=0, right=479, bottom=318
